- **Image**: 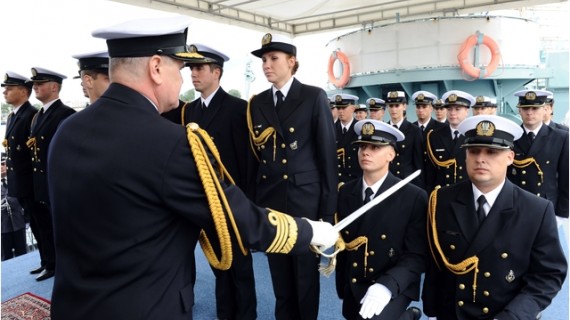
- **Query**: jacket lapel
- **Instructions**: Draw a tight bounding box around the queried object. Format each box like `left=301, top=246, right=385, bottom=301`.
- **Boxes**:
left=450, top=183, right=479, bottom=243
left=527, top=125, right=548, bottom=156
left=277, top=78, right=302, bottom=123
left=257, top=90, right=284, bottom=138
left=5, top=111, right=18, bottom=137
left=515, top=125, right=532, bottom=155
left=358, top=173, right=398, bottom=236
left=32, top=100, right=61, bottom=135
left=440, top=126, right=455, bottom=155
left=344, top=181, right=364, bottom=238
left=199, top=90, right=225, bottom=129
left=465, top=181, right=515, bottom=256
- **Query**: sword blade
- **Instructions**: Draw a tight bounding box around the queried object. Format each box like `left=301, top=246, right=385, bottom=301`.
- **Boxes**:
left=333, top=170, right=421, bottom=232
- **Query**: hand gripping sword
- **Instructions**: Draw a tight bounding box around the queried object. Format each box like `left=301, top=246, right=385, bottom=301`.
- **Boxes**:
left=311, top=170, right=421, bottom=276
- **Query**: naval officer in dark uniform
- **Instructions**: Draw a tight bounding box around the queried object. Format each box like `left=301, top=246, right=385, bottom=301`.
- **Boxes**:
left=508, top=89, right=569, bottom=219
left=423, top=115, right=567, bottom=320
left=354, top=103, right=368, bottom=121
left=48, top=17, right=339, bottom=320
left=471, top=95, right=497, bottom=116
left=183, top=43, right=258, bottom=320
left=411, top=90, right=444, bottom=189
left=424, top=90, right=474, bottom=193
left=71, top=50, right=110, bottom=104
left=335, top=93, right=361, bottom=184
left=411, top=90, right=445, bottom=140
left=28, top=67, right=76, bottom=281
left=544, top=91, right=569, bottom=131
left=367, top=98, right=386, bottom=121
left=247, top=33, right=338, bottom=320
left=2, top=71, right=37, bottom=257
left=336, top=120, right=426, bottom=320
left=385, top=91, right=424, bottom=188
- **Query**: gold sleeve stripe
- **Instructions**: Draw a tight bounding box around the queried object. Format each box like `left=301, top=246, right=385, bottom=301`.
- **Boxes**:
left=266, top=210, right=298, bottom=254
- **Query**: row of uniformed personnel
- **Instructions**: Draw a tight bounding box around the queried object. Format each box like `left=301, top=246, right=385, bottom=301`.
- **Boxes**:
left=330, top=89, right=568, bottom=219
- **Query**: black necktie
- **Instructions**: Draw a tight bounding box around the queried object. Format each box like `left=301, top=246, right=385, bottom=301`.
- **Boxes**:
left=342, top=127, right=347, bottom=135
left=275, top=90, right=284, bottom=113
left=477, top=195, right=487, bottom=224
left=363, top=187, right=374, bottom=204
left=528, top=131, right=535, bottom=143
left=420, top=125, right=425, bottom=132
left=453, top=130, right=459, bottom=142
left=201, top=101, right=206, bottom=110
left=393, top=124, right=398, bottom=129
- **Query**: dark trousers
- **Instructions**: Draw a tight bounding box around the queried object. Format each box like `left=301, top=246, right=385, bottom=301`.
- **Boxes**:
left=18, top=197, right=40, bottom=251
left=212, top=249, right=257, bottom=320
left=1, top=229, right=27, bottom=260
left=267, top=252, right=320, bottom=320
left=342, top=291, right=413, bottom=320
left=31, top=201, right=56, bottom=270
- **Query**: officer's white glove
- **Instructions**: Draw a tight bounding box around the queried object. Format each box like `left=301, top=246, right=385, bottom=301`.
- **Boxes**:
left=428, top=317, right=438, bottom=320
left=359, top=283, right=391, bottom=319
left=304, top=219, right=338, bottom=251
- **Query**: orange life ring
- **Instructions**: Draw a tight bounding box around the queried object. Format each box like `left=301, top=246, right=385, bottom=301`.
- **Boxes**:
left=328, top=50, right=351, bottom=88
left=458, top=32, right=501, bottom=79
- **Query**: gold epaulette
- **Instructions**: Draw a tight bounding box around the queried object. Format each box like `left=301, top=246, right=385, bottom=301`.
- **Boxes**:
left=246, top=95, right=277, bottom=162
left=427, top=187, right=480, bottom=303
left=512, top=157, right=544, bottom=183
left=265, top=210, right=298, bottom=254
left=426, top=130, right=458, bottom=182
left=2, top=139, right=7, bottom=148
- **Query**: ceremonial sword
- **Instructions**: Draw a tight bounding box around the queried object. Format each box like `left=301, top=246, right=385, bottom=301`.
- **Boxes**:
left=334, top=169, right=421, bottom=232
left=312, top=169, right=421, bottom=263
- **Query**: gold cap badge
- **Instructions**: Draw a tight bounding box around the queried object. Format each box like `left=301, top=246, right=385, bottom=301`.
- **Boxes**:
left=525, top=91, right=537, bottom=101
left=475, top=121, right=495, bottom=137
left=262, top=33, right=272, bottom=46
left=362, top=122, right=375, bottom=136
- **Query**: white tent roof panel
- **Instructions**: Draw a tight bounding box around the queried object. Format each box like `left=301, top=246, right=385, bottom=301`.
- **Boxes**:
left=110, top=0, right=564, bottom=36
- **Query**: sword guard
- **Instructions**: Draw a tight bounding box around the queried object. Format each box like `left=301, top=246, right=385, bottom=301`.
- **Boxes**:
left=311, top=237, right=346, bottom=277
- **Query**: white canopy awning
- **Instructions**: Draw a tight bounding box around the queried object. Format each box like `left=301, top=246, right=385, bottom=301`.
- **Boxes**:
left=110, top=0, right=561, bottom=36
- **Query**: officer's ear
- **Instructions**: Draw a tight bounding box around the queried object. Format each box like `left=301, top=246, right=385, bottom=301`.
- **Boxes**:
left=386, top=145, right=396, bottom=162
left=506, top=149, right=515, bottom=166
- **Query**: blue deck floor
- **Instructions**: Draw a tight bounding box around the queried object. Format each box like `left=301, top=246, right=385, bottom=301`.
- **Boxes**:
left=2, top=227, right=568, bottom=319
